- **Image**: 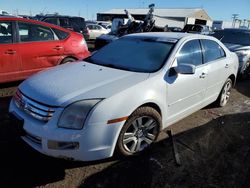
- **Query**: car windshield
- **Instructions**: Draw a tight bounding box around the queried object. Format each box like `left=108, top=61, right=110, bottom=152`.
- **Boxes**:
left=212, top=30, right=250, bottom=46
left=85, top=37, right=175, bottom=73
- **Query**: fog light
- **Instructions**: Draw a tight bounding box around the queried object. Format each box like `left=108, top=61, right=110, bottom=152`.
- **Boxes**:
left=48, top=140, right=79, bottom=150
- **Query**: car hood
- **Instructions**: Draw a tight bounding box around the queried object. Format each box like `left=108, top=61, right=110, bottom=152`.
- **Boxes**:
left=19, top=61, right=149, bottom=106
left=97, top=34, right=119, bottom=42
left=224, top=43, right=250, bottom=52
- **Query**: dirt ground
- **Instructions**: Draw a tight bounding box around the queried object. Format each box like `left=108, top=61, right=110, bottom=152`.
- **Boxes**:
left=0, top=77, right=249, bottom=188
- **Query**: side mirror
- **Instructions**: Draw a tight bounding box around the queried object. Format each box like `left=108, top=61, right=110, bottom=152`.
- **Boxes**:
left=175, top=64, right=196, bottom=74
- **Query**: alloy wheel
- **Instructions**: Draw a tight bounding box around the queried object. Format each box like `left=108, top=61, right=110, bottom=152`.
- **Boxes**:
left=122, top=116, right=158, bottom=153
left=220, top=81, right=232, bottom=106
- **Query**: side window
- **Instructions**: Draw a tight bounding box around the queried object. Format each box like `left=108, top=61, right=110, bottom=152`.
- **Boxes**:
left=202, top=39, right=226, bottom=63
left=52, top=28, right=69, bottom=40
left=18, top=22, right=54, bottom=42
left=0, top=22, right=13, bottom=44
left=177, top=40, right=202, bottom=66
left=59, top=18, right=70, bottom=27
left=44, top=18, right=58, bottom=25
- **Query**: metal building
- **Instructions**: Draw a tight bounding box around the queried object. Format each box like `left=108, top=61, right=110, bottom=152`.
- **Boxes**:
left=97, top=8, right=213, bottom=28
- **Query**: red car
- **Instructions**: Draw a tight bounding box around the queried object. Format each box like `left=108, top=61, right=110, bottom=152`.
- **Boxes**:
left=0, top=17, right=90, bottom=83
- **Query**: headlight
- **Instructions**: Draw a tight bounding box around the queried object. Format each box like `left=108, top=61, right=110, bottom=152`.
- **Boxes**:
left=58, top=99, right=101, bottom=130
left=235, top=51, right=249, bottom=62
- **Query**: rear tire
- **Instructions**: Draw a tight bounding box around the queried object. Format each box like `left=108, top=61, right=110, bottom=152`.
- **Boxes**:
left=216, top=78, right=232, bottom=107
left=60, top=57, right=76, bottom=65
left=116, top=107, right=161, bottom=157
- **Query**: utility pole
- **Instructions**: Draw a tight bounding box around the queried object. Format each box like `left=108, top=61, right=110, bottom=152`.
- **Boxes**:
left=232, top=14, right=239, bottom=28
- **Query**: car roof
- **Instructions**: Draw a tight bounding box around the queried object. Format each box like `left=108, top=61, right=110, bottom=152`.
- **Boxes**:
left=0, top=16, right=73, bottom=33
left=124, top=32, right=214, bottom=41
left=41, top=15, right=84, bottom=19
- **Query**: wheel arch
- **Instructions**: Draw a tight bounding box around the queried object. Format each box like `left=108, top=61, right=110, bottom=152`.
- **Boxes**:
left=229, top=74, right=236, bottom=87
left=59, top=56, right=78, bottom=65
left=138, top=102, right=162, bottom=117
left=125, top=102, right=163, bottom=130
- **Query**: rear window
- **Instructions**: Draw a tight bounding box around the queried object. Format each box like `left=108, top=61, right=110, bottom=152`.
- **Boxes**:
left=70, top=17, right=86, bottom=29
left=59, top=18, right=70, bottom=27
left=43, top=18, right=58, bottom=25
left=52, top=28, right=69, bottom=40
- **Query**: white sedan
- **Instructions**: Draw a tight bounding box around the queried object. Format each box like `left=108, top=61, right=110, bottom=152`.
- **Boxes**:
left=9, top=32, right=239, bottom=161
left=86, top=24, right=109, bottom=40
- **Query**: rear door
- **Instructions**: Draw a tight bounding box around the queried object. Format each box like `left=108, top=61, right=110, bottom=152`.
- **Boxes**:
left=0, top=21, right=21, bottom=83
left=16, top=21, right=64, bottom=78
left=200, top=39, right=228, bottom=103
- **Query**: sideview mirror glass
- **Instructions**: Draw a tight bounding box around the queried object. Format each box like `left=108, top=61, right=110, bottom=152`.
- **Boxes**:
left=175, top=64, right=196, bottom=74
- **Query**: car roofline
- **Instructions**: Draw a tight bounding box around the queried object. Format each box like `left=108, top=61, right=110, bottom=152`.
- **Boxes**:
left=0, top=17, right=74, bottom=33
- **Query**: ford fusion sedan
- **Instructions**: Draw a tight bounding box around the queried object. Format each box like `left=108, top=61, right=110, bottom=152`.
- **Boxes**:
left=212, top=28, right=250, bottom=79
left=9, top=33, right=238, bottom=161
left=0, top=17, right=90, bottom=83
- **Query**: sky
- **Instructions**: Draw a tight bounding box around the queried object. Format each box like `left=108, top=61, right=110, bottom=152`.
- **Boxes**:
left=1, top=0, right=250, bottom=21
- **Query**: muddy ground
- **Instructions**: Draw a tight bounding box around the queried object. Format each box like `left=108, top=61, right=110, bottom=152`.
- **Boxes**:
left=0, top=77, right=249, bottom=188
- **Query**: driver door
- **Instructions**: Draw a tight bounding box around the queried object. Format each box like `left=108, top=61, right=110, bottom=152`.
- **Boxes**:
left=165, top=39, right=208, bottom=125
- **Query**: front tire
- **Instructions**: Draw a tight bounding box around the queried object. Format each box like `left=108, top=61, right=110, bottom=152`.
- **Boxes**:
left=216, top=78, right=232, bottom=107
left=116, top=107, right=161, bottom=157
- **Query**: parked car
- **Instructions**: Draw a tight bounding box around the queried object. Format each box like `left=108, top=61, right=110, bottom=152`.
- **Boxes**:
left=86, top=24, right=109, bottom=40
left=212, top=28, right=250, bottom=79
left=38, top=15, right=90, bottom=40
left=183, top=24, right=213, bottom=35
left=9, top=32, right=238, bottom=162
left=97, top=21, right=112, bottom=31
left=0, top=17, right=90, bottom=83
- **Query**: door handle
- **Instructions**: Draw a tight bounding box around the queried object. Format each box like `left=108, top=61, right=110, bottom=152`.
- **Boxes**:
left=199, top=72, right=206, bottom=79
left=53, top=46, right=63, bottom=50
left=5, top=50, right=16, bottom=55
left=225, top=64, right=229, bottom=68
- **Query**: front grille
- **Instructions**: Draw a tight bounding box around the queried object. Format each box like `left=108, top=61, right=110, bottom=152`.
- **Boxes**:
left=14, top=89, right=57, bottom=122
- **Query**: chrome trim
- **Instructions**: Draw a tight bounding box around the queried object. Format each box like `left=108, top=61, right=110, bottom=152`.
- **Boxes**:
left=14, top=89, right=56, bottom=121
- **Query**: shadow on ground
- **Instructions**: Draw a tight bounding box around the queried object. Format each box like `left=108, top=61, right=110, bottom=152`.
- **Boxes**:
left=235, top=77, right=250, bottom=98
left=80, top=112, right=250, bottom=188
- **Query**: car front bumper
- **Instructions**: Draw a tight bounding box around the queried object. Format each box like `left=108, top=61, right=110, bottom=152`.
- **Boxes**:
left=9, top=99, right=123, bottom=161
